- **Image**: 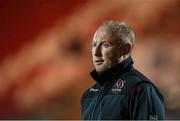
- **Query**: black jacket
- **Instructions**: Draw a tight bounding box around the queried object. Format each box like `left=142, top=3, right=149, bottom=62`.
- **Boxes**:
left=81, top=57, right=165, bottom=120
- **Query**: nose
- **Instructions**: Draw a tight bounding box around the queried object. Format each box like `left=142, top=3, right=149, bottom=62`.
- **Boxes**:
left=94, top=45, right=102, bottom=57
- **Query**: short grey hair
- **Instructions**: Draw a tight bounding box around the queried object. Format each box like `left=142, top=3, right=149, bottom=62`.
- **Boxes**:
left=102, top=20, right=135, bottom=47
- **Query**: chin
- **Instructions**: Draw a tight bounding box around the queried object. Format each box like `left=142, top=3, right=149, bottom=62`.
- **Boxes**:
left=95, top=68, right=102, bottom=72
left=95, top=67, right=107, bottom=73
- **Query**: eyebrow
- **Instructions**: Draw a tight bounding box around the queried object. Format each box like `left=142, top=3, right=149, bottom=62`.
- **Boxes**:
left=92, top=40, right=111, bottom=43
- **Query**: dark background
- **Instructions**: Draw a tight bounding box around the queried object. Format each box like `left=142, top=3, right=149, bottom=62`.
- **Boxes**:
left=0, top=0, right=180, bottom=119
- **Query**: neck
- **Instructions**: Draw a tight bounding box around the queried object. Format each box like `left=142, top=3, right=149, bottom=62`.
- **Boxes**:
left=90, top=56, right=134, bottom=86
left=118, top=55, right=130, bottom=63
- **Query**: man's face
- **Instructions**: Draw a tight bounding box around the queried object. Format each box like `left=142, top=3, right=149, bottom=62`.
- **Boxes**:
left=92, top=26, right=121, bottom=73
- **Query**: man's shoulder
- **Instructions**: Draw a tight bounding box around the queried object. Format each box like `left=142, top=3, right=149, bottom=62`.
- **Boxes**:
left=125, top=69, right=162, bottom=93
left=132, top=82, right=158, bottom=92
left=119, top=68, right=150, bottom=81
left=131, top=82, right=164, bottom=102
left=116, top=68, right=161, bottom=95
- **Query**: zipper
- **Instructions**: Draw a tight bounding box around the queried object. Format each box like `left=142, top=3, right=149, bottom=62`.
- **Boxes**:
left=89, top=86, right=104, bottom=120
left=89, top=77, right=119, bottom=120
left=98, top=101, right=104, bottom=120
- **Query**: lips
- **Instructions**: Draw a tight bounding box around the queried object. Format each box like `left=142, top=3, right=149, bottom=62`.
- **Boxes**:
left=95, top=60, right=104, bottom=65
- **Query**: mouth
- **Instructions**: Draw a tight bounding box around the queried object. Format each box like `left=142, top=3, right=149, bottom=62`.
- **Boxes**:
left=95, top=60, right=104, bottom=65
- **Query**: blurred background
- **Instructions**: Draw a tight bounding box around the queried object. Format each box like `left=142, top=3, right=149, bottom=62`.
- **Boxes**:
left=0, top=0, right=180, bottom=119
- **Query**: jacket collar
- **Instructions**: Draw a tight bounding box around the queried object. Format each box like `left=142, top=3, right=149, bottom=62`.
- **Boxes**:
left=90, top=56, right=134, bottom=86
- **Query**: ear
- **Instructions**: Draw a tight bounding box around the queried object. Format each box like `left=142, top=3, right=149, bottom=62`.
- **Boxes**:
left=119, top=43, right=131, bottom=56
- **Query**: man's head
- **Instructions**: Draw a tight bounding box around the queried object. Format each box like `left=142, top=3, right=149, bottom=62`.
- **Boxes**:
left=92, top=20, right=135, bottom=73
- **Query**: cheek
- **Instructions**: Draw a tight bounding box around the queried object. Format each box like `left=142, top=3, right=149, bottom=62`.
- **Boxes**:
left=91, top=48, right=94, bottom=54
left=92, top=48, right=95, bottom=58
left=103, top=49, right=114, bottom=60
left=104, top=47, right=117, bottom=56
left=103, top=50, right=119, bottom=64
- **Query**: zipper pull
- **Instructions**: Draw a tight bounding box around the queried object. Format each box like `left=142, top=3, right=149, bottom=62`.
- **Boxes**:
left=100, top=86, right=104, bottom=92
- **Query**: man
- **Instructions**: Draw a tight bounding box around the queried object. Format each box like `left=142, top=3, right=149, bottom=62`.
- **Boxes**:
left=81, top=20, right=165, bottom=120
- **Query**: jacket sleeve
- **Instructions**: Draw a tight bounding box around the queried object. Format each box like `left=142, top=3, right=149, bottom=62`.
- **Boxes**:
left=129, top=83, right=165, bottom=120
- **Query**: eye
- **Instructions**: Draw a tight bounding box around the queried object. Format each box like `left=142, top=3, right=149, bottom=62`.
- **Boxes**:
left=102, top=43, right=110, bottom=48
left=92, top=43, right=96, bottom=47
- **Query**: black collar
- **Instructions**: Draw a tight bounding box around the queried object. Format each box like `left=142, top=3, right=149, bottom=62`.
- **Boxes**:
left=90, top=56, right=134, bottom=86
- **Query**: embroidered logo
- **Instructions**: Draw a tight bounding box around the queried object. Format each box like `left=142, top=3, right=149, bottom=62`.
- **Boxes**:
left=90, top=88, right=99, bottom=92
left=112, top=79, right=126, bottom=92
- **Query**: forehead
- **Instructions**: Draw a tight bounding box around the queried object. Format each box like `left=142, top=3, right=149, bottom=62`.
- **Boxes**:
left=92, top=26, right=116, bottom=43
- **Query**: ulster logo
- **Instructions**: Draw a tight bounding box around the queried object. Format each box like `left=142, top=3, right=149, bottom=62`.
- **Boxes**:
left=112, top=79, right=126, bottom=92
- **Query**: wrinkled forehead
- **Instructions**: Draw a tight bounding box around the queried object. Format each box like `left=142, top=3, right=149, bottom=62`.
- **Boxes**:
left=92, top=25, right=116, bottom=43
